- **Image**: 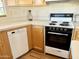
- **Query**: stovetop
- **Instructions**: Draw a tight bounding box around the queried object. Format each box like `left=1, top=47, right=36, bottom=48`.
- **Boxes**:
left=60, top=22, right=69, bottom=26
left=50, top=21, right=70, bottom=26
left=48, top=21, right=74, bottom=28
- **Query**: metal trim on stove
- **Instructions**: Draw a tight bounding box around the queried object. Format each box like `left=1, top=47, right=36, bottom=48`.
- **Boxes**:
left=45, top=46, right=70, bottom=59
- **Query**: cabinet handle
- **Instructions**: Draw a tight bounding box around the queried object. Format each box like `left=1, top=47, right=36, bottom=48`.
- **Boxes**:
left=11, top=32, right=15, bottom=34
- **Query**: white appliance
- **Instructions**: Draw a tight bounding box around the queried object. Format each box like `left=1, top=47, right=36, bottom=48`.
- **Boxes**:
left=45, top=13, right=74, bottom=59
left=7, top=28, right=29, bottom=59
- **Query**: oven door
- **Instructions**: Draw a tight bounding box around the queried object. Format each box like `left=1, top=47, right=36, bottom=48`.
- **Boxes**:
left=45, top=31, right=72, bottom=51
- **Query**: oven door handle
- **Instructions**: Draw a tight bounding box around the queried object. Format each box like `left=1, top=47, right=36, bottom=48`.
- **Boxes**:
left=48, top=32, right=68, bottom=36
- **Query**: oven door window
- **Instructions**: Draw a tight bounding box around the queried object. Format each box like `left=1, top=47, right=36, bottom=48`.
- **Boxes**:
left=46, top=32, right=71, bottom=51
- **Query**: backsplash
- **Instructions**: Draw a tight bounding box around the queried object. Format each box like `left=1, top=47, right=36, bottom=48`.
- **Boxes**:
left=0, top=7, right=32, bottom=22
left=0, top=1, right=79, bottom=22
left=32, top=1, right=79, bottom=20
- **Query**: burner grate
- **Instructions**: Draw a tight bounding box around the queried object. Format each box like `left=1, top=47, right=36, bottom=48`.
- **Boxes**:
left=60, top=22, right=69, bottom=26
left=52, top=21, right=57, bottom=23
left=49, top=21, right=57, bottom=25
left=49, top=23, right=56, bottom=25
left=60, top=24, right=69, bottom=26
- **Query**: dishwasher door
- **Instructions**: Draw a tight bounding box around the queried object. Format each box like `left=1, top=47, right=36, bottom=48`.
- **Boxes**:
left=7, top=28, right=29, bottom=59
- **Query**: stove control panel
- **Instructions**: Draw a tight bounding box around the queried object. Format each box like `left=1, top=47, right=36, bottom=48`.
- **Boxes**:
left=46, top=26, right=73, bottom=33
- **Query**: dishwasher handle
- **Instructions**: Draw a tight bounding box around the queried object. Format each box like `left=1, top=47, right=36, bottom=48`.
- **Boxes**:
left=11, top=32, right=15, bottom=34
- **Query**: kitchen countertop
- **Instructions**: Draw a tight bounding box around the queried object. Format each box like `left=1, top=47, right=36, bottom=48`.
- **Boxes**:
left=0, top=19, right=77, bottom=31
left=0, top=20, right=49, bottom=31
left=71, top=40, right=79, bottom=59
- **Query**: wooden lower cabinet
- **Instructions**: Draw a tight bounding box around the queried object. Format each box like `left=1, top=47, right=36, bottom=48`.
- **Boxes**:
left=73, top=28, right=79, bottom=40
left=32, top=25, right=44, bottom=52
left=70, top=54, right=72, bottom=59
left=69, top=50, right=72, bottom=59
left=75, top=30, right=79, bottom=40
left=0, top=32, right=12, bottom=59
left=27, top=25, right=33, bottom=50
left=0, top=25, right=44, bottom=59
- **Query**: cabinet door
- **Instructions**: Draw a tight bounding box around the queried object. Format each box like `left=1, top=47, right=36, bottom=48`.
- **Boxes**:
left=73, top=28, right=79, bottom=40
left=75, top=30, right=79, bottom=40
left=72, top=29, right=76, bottom=40
left=7, top=0, right=46, bottom=6
left=69, top=50, right=72, bottom=59
left=17, top=0, right=33, bottom=6
left=7, top=0, right=16, bottom=6
left=0, top=32, right=12, bottom=59
left=32, top=26, right=44, bottom=51
left=27, top=25, right=33, bottom=50
left=33, top=0, right=46, bottom=6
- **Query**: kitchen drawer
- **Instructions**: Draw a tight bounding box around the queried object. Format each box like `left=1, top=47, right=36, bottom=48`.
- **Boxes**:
left=45, top=46, right=69, bottom=59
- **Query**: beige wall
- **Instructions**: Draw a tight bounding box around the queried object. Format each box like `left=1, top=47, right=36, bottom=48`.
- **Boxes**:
left=0, top=7, right=32, bottom=23
left=0, top=0, right=79, bottom=22
left=32, top=1, right=79, bottom=20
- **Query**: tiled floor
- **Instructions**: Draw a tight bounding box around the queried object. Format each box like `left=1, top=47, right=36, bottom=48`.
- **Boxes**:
left=18, top=50, right=64, bottom=59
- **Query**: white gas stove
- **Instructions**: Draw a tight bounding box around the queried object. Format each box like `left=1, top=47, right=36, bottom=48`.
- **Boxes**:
left=45, top=13, right=74, bottom=59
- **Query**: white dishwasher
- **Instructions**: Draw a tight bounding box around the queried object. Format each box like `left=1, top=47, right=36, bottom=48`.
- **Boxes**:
left=7, top=28, right=29, bottom=59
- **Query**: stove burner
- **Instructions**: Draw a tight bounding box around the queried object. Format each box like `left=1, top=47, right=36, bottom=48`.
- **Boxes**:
left=60, top=22, right=69, bottom=26
left=60, top=24, right=69, bottom=26
left=62, top=22, right=69, bottom=24
left=52, top=21, right=57, bottom=23
left=49, top=23, right=56, bottom=25
left=49, top=21, right=57, bottom=25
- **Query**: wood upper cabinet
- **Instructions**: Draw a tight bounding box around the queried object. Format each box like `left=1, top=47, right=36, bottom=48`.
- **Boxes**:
left=0, top=31, right=12, bottom=59
left=7, top=0, right=16, bottom=6
left=6, top=0, right=33, bottom=6
left=6, top=0, right=46, bottom=6
left=32, top=25, right=44, bottom=51
left=17, top=0, right=33, bottom=6
left=33, top=0, right=46, bottom=6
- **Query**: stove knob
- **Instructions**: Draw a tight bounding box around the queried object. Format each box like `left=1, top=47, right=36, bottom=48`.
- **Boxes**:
left=53, top=27, right=55, bottom=30
left=60, top=28, right=63, bottom=31
left=64, top=29, right=67, bottom=31
left=49, top=27, right=51, bottom=30
left=56, top=28, right=59, bottom=31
